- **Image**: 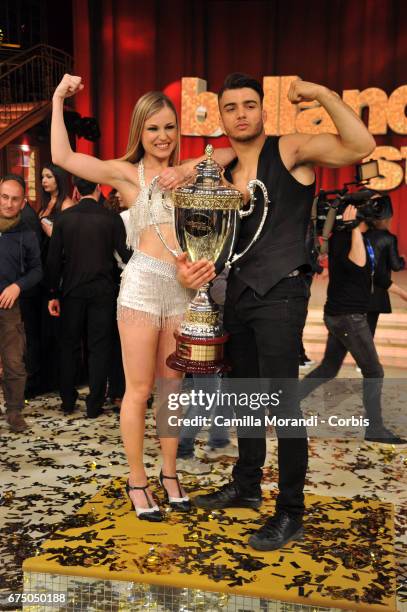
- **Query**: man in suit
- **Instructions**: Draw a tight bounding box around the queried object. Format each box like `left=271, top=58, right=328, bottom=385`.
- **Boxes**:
left=46, top=177, right=131, bottom=417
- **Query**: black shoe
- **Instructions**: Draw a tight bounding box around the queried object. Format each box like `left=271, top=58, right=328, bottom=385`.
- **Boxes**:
left=193, top=482, right=262, bottom=510
left=86, top=408, right=104, bottom=419
left=61, top=404, right=76, bottom=415
left=248, top=512, right=304, bottom=551
left=365, top=426, right=406, bottom=444
left=126, top=480, right=163, bottom=522
left=159, top=470, right=191, bottom=512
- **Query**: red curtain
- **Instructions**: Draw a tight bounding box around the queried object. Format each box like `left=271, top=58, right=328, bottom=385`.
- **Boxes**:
left=73, top=0, right=407, bottom=251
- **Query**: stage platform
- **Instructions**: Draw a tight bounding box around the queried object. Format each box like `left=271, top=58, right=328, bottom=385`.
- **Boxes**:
left=305, top=270, right=407, bottom=369
left=23, top=479, right=396, bottom=611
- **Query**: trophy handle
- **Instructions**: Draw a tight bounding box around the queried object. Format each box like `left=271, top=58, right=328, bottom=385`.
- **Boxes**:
left=225, top=179, right=270, bottom=268
left=148, top=176, right=181, bottom=258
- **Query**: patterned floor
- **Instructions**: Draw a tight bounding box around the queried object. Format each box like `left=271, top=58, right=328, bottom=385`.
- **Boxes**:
left=0, top=367, right=406, bottom=610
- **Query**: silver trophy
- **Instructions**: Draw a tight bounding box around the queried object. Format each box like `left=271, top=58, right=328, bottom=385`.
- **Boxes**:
left=148, top=145, right=269, bottom=373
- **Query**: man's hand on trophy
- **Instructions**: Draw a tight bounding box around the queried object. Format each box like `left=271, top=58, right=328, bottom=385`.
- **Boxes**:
left=158, top=166, right=189, bottom=191
left=176, top=253, right=216, bottom=289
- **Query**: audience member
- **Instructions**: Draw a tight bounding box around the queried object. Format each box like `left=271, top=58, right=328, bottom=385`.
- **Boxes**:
left=0, top=175, right=42, bottom=432
left=39, top=163, right=74, bottom=393
left=45, top=177, right=131, bottom=417
left=365, top=214, right=405, bottom=337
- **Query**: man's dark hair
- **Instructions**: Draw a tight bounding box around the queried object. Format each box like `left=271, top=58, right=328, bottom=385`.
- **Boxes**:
left=1, top=173, right=26, bottom=194
left=218, top=73, right=264, bottom=103
left=72, top=176, right=98, bottom=196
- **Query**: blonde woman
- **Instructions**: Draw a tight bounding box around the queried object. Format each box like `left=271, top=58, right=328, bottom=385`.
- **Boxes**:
left=51, top=74, right=232, bottom=521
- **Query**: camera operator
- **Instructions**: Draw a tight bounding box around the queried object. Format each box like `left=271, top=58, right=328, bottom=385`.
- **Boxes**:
left=300, top=204, right=405, bottom=444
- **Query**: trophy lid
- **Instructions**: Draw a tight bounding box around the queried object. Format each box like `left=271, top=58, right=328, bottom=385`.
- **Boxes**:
left=174, top=145, right=243, bottom=210
left=194, top=144, right=223, bottom=186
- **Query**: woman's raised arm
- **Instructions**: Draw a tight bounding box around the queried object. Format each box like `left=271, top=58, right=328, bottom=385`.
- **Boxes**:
left=51, top=74, right=128, bottom=189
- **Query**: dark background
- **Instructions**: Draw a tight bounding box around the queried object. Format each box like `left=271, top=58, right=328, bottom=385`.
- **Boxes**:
left=71, top=0, right=407, bottom=249
left=0, top=0, right=406, bottom=248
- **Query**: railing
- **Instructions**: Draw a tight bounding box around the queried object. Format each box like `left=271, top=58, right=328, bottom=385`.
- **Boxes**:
left=0, top=44, right=72, bottom=75
left=0, top=44, right=73, bottom=130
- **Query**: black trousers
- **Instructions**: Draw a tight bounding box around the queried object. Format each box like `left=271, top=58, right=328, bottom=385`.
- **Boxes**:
left=367, top=311, right=380, bottom=338
left=299, top=274, right=313, bottom=360
left=40, top=293, right=61, bottom=393
left=224, top=275, right=309, bottom=519
left=107, top=316, right=125, bottom=399
left=19, top=294, right=42, bottom=393
left=59, top=292, right=115, bottom=413
left=301, top=313, right=384, bottom=427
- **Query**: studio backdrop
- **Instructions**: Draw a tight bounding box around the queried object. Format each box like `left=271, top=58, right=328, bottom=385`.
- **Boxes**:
left=72, top=0, right=407, bottom=251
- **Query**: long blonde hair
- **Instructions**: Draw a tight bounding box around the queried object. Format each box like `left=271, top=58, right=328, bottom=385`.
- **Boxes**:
left=121, top=92, right=180, bottom=166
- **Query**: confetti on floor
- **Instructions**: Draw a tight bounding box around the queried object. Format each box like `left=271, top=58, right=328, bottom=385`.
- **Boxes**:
left=0, top=379, right=406, bottom=609
left=24, top=481, right=396, bottom=611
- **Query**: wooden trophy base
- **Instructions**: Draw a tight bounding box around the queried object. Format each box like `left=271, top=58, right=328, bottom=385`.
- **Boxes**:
left=166, top=331, right=231, bottom=374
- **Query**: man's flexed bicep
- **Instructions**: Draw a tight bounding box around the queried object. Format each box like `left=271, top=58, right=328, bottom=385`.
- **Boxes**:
left=282, top=79, right=376, bottom=169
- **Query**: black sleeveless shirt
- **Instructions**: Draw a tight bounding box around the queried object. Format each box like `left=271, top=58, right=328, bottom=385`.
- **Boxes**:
left=225, top=136, right=315, bottom=301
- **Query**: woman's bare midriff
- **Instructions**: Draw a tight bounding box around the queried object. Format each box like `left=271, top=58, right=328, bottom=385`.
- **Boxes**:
left=137, top=224, right=179, bottom=264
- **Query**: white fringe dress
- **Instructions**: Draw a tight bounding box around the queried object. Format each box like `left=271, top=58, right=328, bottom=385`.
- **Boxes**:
left=117, top=159, right=191, bottom=328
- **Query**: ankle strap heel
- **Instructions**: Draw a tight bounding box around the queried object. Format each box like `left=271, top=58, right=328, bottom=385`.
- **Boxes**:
left=159, top=470, right=191, bottom=512
left=126, top=480, right=163, bottom=522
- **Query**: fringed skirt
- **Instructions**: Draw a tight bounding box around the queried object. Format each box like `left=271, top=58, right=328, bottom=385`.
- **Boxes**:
left=117, top=251, right=192, bottom=329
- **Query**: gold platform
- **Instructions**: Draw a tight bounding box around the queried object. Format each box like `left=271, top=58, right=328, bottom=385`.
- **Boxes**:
left=23, top=480, right=396, bottom=611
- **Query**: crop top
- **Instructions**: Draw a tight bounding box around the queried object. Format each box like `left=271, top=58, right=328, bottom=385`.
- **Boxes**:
left=126, top=158, right=174, bottom=249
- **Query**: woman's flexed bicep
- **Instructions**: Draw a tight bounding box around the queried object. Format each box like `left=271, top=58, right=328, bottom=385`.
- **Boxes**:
left=51, top=74, right=127, bottom=189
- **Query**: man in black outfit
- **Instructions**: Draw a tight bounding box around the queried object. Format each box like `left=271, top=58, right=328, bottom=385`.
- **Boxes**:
left=177, top=73, right=375, bottom=551
left=365, top=211, right=405, bottom=338
left=45, top=177, right=131, bottom=418
left=301, top=206, right=405, bottom=445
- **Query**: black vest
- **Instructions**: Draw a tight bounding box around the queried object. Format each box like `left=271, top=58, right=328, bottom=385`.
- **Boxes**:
left=225, top=136, right=315, bottom=301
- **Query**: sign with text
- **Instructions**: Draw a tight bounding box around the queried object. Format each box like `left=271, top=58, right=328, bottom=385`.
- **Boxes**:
left=181, top=76, right=407, bottom=191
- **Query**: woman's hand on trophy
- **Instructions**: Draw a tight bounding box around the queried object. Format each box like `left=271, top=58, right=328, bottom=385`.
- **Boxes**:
left=158, top=166, right=189, bottom=190
left=176, top=253, right=216, bottom=289
left=53, top=74, right=84, bottom=100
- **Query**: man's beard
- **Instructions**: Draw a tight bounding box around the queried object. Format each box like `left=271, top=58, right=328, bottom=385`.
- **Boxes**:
left=230, top=122, right=263, bottom=143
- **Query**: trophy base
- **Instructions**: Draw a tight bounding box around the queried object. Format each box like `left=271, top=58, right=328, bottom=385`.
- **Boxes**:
left=166, top=332, right=231, bottom=374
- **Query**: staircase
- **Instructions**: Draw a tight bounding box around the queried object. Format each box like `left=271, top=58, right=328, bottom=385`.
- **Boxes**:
left=0, top=44, right=72, bottom=147
left=304, top=308, right=407, bottom=369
